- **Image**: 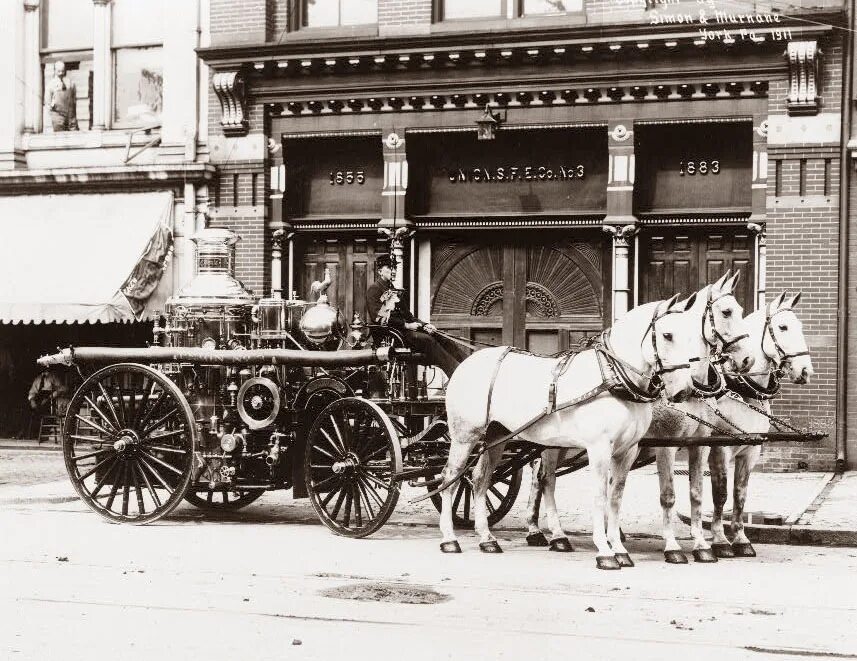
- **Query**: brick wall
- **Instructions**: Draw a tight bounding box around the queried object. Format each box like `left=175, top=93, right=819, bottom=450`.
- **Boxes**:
left=378, top=0, right=432, bottom=26
left=210, top=0, right=267, bottom=45
left=759, top=35, right=843, bottom=471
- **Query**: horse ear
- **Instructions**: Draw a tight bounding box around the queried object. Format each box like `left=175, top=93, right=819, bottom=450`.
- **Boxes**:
left=680, top=292, right=698, bottom=312
left=660, top=293, right=680, bottom=314
left=769, top=291, right=788, bottom=313
left=787, top=291, right=802, bottom=309
left=711, top=270, right=731, bottom=294
left=727, top=269, right=741, bottom=291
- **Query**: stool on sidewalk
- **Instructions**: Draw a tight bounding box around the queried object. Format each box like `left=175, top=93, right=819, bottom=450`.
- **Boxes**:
left=37, top=401, right=62, bottom=445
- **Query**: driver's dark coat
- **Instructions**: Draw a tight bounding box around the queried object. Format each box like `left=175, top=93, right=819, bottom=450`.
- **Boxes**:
left=365, top=279, right=417, bottom=331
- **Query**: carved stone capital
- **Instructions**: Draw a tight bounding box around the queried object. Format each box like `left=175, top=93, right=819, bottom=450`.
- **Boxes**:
left=212, top=71, right=249, bottom=137
left=24, top=1, right=40, bottom=12
left=786, top=41, right=822, bottom=116
left=602, top=223, right=639, bottom=245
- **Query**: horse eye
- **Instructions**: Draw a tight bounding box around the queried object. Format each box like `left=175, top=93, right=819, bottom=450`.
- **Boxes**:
left=779, top=324, right=788, bottom=332
left=721, top=309, right=732, bottom=317
left=662, top=332, right=673, bottom=341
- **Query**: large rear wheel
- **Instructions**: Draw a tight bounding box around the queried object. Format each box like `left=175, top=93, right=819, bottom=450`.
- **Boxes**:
left=305, top=397, right=402, bottom=538
left=62, top=363, right=196, bottom=524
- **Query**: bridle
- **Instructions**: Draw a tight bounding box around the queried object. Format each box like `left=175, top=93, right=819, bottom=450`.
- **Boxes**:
left=724, top=306, right=808, bottom=400
left=637, top=303, right=692, bottom=390
left=701, top=287, right=748, bottom=359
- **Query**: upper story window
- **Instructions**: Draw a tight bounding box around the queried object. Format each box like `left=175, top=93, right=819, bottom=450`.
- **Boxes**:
left=41, top=0, right=93, bottom=132
left=438, top=0, right=582, bottom=20
left=303, top=0, right=378, bottom=27
left=112, top=0, right=164, bottom=127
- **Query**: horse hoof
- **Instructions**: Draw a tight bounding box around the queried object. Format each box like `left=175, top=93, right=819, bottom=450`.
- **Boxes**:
left=692, top=548, right=718, bottom=563
left=526, top=532, right=549, bottom=547
left=664, top=550, right=689, bottom=564
left=549, top=537, right=574, bottom=553
left=596, top=555, right=622, bottom=570
left=440, top=541, right=461, bottom=554
left=614, top=552, right=634, bottom=568
left=711, top=543, right=735, bottom=559
left=732, top=542, right=756, bottom=558
left=479, top=540, right=503, bottom=554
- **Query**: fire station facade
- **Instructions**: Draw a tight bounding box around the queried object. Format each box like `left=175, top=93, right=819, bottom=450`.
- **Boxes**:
left=201, top=0, right=847, bottom=469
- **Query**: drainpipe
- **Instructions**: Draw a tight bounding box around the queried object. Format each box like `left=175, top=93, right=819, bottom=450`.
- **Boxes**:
left=836, top=0, right=853, bottom=472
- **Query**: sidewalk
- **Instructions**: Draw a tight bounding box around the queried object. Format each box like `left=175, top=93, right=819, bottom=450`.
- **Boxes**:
left=1, top=437, right=855, bottom=547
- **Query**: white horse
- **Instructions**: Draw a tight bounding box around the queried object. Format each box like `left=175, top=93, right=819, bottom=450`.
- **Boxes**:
left=523, top=273, right=755, bottom=563
left=438, top=294, right=699, bottom=569
left=707, top=291, right=813, bottom=558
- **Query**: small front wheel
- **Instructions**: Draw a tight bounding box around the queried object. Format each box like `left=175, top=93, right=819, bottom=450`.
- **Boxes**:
left=305, top=397, right=402, bottom=538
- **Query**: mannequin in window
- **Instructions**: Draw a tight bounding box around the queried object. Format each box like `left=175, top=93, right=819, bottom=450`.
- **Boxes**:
left=46, top=61, right=79, bottom=132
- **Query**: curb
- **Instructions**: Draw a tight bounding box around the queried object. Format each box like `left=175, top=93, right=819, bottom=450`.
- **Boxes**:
left=0, top=442, right=62, bottom=452
left=677, top=512, right=857, bottom=547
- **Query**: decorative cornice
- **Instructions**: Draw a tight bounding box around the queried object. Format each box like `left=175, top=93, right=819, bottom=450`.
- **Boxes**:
left=786, top=40, right=822, bottom=117
left=212, top=71, right=249, bottom=136
left=638, top=213, right=751, bottom=225
left=0, top=163, right=215, bottom=192
left=414, top=217, right=604, bottom=229
left=267, top=80, right=767, bottom=118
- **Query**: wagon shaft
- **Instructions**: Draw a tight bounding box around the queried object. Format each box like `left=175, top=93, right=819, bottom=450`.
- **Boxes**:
left=37, top=346, right=396, bottom=368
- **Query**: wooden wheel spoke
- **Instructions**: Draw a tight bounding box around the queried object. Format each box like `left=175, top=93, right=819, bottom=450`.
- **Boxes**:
left=140, top=407, right=180, bottom=439
left=207, top=490, right=213, bottom=504
left=146, top=445, right=188, bottom=456
left=357, top=468, right=390, bottom=492
left=311, top=473, right=342, bottom=493
left=105, top=469, right=123, bottom=511
left=310, top=464, right=333, bottom=470
left=121, top=462, right=131, bottom=516
left=90, top=459, right=120, bottom=499
left=138, top=450, right=184, bottom=477
left=144, top=428, right=185, bottom=442
left=70, top=435, right=107, bottom=445
left=83, top=395, right=119, bottom=434
left=131, top=463, right=146, bottom=515
left=136, top=388, right=167, bottom=433
left=96, top=382, right=123, bottom=430
left=324, top=421, right=347, bottom=456
left=75, top=412, right=114, bottom=437
left=329, top=487, right=347, bottom=519
left=331, top=412, right=350, bottom=453
left=311, top=444, right=337, bottom=462
left=356, top=475, right=383, bottom=514
left=78, top=452, right=117, bottom=482
left=342, top=488, right=353, bottom=528
left=132, top=376, right=157, bottom=429
left=489, top=485, right=505, bottom=501
left=320, top=484, right=341, bottom=508
left=136, top=460, right=160, bottom=508
left=71, top=448, right=109, bottom=463
left=137, top=454, right=175, bottom=495
left=361, top=443, right=389, bottom=463
left=486, top=496, right=496, bottom=515
left=353, top=482, right=363, bottom=527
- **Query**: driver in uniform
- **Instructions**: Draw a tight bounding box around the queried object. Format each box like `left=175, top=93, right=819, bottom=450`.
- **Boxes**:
left=365, top=254, right=469, bottom=379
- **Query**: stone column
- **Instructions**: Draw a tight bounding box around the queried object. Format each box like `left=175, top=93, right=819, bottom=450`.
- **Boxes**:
left=751, top=116, right=769, bottom=224
left=23, top=0, right=41, bottom=134
left=91, top=0, right=112, bottom=131
left=268, top=136, right=289, bottom=298
left=378, top=131, right=413, bottom=289
left=604, top=121, right=638, bottom=320
left=0, top=0, right=25, bottom=169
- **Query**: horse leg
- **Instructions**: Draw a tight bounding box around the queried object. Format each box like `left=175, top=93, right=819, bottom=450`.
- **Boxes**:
left=708, top=446, right=734, bottom=558
left=688, top=445, right=716, bottom=563
left=472, top=443, right=505, bottom=553
left=731, top=445, right=761, bottom=557
left=588, top=442, right=619, bottom=570
left=606, top=444, right=639, bottom=568
left=656, top=447, right=687, bottom=564
left=439, top=424, right=482, bottom=553
left=540, top=450, right=573, bottom=552
left=524, top=454, right=549, bottom=547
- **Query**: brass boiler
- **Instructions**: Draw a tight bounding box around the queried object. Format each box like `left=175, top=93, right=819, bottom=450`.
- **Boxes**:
left=252, top=297, right=309, bottom=345
left=165, top=302, right=251, bottom=350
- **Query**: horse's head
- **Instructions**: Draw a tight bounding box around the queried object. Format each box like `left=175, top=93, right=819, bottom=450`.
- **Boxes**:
left=762, top=291, right=814, bottom=384
left=643, top=293, right=699, bottom=403
left=697, top=270, right=754, bottom=374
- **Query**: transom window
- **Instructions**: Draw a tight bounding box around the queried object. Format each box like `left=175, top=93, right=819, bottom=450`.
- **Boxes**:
left=439, top=0, right=581, bottom=20
left=303, top=0, right=378, bottom=27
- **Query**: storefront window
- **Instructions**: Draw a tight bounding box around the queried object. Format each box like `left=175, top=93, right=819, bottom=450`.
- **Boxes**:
left=304, top=0, right=378, bottom=27
left=522, top=0, right=583, bottom=14
left=113, top=47, right=163, bottom=126
left=441, top=0, right=506, bottom=19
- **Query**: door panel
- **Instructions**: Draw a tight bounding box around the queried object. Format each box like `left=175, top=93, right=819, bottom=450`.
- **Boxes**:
left=297, top=236, right=386, bottom=325
left=640, top=228, right=754, bottom=310
left=431, top=233, right=607, bottom=354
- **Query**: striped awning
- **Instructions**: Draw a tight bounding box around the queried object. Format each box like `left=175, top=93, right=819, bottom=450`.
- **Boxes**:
left=0, top=192, right=174, bottom=324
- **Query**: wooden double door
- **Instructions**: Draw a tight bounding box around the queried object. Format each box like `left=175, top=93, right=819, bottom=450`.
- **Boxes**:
left=430, top=232, right=609, bottom=355
left=639, top=227, right=754, bottom=310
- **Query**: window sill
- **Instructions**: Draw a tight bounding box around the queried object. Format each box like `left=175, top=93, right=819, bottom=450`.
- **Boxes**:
left=431, top=13, right=586, bottom=34
left=24, top=128, right=161, bottom=152
left=274, top=24, right=378, bottom=44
